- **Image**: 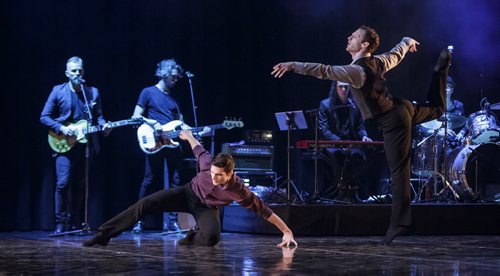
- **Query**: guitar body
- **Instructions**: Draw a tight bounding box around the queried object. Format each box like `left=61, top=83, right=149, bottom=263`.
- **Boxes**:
left=136, top=119, right=244, bottom=155
left=48, top=118, right=143, bottom=153
left=137, top=120, right=182, bottom=154
left=48, top=120, right=89, bottom=153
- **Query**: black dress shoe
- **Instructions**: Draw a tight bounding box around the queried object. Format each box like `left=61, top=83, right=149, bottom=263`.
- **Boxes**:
left=178, top=230, right=196, bottom=245
left=383, top=225, right=407, bottom=245
left=169, top=221, right=181, bottom=232
left=82, top=232, right=109, bottom=247
left=53, top=223, right=64, bottom=234
left=132, top=221, right=143, bottom=234
left=434, top=49, right=451, bottom=72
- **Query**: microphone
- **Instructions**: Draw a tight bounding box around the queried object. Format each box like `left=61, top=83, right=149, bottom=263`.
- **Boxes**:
left=347, top=98, right=356, bottom=109
left=76, top=77, right=86, bottom=84
left=446, top=45, right=454, bottom=67
left=185, top=71, right=195, bottom=78
left=447, top=45, right=454, bottom=54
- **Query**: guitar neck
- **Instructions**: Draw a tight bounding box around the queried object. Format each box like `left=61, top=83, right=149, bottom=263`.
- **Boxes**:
left=83, top=119, right=132, bottom=134
left=166, top=124, right=224, bottom=138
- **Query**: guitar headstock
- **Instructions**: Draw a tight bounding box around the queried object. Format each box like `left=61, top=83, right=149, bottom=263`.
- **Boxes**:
left=222, top=118, right=244, bottom=129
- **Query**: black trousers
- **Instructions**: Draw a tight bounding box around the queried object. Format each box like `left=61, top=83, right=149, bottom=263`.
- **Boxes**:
left=375, top=69, right=447, bottom=227
left=54, top=144, right=86, bottom=226
left=99, top=184, right=221, bottom=246
left=139, top=147, right=182, bottom=225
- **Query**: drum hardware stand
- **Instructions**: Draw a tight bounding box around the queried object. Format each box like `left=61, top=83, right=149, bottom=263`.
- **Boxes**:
left=426, top=172, right=460, bottom=201
left=414, top=177, right=424, bottom=202
left=414, top=116, right=460, bottom=203
left=427, top=117, right=460, bottom=202
left=411, top=133, right=433, bottom=202
left=409, top=178, right=421, bottom=203
left=412, top=129, right=439, bottom=202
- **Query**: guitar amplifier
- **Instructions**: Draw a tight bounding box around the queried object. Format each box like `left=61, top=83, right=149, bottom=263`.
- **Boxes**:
left=221, top=143, right=274, bottom=171
left=245, top=130, right=274, bottom=145
left=235, top=171, right=277, bottom=187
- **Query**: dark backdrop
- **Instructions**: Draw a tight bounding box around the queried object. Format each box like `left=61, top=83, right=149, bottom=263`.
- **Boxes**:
left=1, top=0, right=499, bottom=230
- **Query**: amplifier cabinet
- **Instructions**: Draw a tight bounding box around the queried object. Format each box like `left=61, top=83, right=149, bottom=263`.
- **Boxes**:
left=221, top=144, right=274, bottom=171
left=234, top=171, right=277, bottom=187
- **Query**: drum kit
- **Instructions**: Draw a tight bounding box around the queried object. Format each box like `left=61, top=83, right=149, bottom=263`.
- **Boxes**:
left=412, top=101, right=500, bottom=202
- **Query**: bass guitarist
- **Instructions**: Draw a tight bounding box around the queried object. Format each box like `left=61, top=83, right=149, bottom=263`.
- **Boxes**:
left=130, top=58, right=187, bottom=233
left=40, top=56, right=112, bottom=234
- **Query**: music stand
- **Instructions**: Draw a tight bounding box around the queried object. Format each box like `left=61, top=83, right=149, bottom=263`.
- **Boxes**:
left=270, top=110, right=307, bottom=203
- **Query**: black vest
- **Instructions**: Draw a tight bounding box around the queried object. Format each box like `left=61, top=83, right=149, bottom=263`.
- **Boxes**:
left=350, top=57, right=393, bottom=120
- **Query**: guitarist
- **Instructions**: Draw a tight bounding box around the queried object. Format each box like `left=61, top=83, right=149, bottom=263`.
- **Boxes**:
left=131, top=58, right=187, bottom=233
left=40, top=56, right=112, bottom=234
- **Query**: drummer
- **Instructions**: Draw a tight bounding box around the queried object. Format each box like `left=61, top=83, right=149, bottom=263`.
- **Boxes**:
left=444, top=76, right=465, bottom=116
left=417, top=76, right=465, bottom=142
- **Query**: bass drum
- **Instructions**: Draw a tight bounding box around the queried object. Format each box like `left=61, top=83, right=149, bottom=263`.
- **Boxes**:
left=447, top=143, right=500, bottom=201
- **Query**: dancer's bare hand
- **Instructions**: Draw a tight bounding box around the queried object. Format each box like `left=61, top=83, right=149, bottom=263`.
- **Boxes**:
left=404, top=37, right=420, bottom=53
left=277, top=230, right=298, bottom=247
left=271, top=62, right=294, bottom=78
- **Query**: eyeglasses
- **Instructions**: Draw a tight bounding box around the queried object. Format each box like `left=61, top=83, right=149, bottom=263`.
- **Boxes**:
left=337, top=85, right=349, bottom=89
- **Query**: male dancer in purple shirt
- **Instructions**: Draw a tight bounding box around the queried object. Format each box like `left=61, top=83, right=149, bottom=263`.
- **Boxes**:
left=84, top=130, right=297, bottom=247
left=271, top=26, right=450, bottom=244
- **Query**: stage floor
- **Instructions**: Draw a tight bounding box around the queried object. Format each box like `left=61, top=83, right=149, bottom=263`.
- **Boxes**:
left=1, top=232, right=500, bottom=274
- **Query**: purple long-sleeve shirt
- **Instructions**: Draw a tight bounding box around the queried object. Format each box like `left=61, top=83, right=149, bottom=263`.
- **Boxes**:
left=189, top=145, right=274, bottom=219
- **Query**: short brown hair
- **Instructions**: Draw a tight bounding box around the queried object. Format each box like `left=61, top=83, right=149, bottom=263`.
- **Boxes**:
left=212, top=153, right=234, bottom=174
left=359, top=25, right=380, bottom=54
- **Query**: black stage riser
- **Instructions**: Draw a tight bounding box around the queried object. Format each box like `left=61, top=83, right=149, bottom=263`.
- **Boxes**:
left=222, top=204, right=500, bottom=236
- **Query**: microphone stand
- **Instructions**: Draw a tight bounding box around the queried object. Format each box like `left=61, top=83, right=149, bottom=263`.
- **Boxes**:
left=186, top=74, right=202, bottom=174
left=80, top=81, right=93, bottom=235
left=187, top=76, right=198, bottom=129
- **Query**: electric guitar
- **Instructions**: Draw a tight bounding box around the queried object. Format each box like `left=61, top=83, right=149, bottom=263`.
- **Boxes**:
left=137, top=119, right=244, bottom=154
left=48, top=117, right=144, bottom=153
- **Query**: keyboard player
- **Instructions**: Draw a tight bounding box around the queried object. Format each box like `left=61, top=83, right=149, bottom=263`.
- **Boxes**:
left=318, top=81, right=373, bottom=202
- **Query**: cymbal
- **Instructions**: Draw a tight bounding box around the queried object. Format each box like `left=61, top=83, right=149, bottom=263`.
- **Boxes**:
left=420, top=113, right=466, bottom=130
left=438, top=113, right=466, bottom=128
left=420, top=119, right=442, bottom=130
left=490, top=102, right=500, bottom=110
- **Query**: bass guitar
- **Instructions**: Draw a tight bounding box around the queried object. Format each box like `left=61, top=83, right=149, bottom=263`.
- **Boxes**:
left=48, top=117, right=144, bottom=153
left=137, top=119, right=244, bottom=154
